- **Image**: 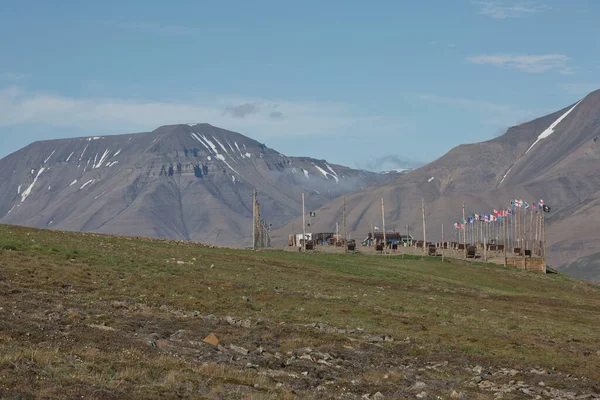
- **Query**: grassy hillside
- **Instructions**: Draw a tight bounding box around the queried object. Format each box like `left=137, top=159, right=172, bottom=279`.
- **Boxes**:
left=1, top=224, right=599, bottom=399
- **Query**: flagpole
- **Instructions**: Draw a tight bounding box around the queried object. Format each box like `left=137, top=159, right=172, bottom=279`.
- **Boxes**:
left=302, top=192, right=306, bottom=252
left=542, top=214, right=547, bottom=272
left=343, top=196, right=347, bottom=254
left=529, top=207, right=533, bottom=255
left=503, top=209, right=507, bottom=266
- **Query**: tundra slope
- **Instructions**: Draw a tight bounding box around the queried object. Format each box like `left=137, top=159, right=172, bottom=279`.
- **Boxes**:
left=0, top=124, right=396, bottom=246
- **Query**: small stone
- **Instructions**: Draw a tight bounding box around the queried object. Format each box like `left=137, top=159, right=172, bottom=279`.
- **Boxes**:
left=373, top=392, right=385, bottom=400
left=538, top=381, right=545, bottom=387
left=246, top=363, right=258, bottom=369
left=473, top=365, right=483, bottom=374
left=301, top=371, right=309, bottom=376
left=416, top=392, right=427, bottom=399
left=411, top=382, right=427, bottom=391
left=451, top=391, right=460, bottom=399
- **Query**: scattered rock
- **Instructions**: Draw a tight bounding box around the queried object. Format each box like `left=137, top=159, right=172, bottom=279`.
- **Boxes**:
left=373, top=392, right=385, bottom=400
left=203, top=333, right=220, bottom=346
left=370, top=334, right=394, bottom=342
left=169, top=329, right=187, bottom=341
left=230, top=344, right=249, bottom=355
left=245, top=363, right=258, bottom=369
left=538, top=381, right=545, bottom=387
left=473, top=365, right=483, bottom=374
left=416, top=392, right=427, bottom=399
left=411, top=382, right=427, bottom=391
left=87, top=324, right=116, bottom=331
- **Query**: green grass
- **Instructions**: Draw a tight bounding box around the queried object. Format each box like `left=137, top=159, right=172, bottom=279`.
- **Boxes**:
left=0, top=224, right=599, bottom=399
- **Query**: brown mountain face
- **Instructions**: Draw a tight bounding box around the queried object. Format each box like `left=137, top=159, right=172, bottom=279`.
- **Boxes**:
left=0, top=124, right=397, bottom=246
left=275, top=90, right=600, bottom=278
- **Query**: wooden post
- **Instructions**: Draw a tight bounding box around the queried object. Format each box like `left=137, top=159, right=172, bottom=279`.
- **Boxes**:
left=302, top=192, right=306, bottom=252
left=484, top=237, right=487, bottom=262
left=503, top=210, right=507, bottom=266
left=381, top=198, right=386, bottom=253
left=422, top=198, right=427, bottom=254
left=343, top=196, right=347, bottom=254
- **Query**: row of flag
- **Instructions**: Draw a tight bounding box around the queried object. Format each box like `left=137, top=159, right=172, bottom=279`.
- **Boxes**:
left=454, top=199, right=550, bottom=230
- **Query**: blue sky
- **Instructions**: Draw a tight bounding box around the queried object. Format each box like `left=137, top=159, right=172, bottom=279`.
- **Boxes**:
left=1, top=0, right=599, bottom=170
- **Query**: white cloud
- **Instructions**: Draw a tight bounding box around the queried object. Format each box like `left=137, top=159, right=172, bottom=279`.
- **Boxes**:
left=419, top=94, right=536, bottom=127
left=0, top=86, right=402, bottom=140
left=473, top=1, right=547, bottom=19
left=467, top=53, right=574, bottom=74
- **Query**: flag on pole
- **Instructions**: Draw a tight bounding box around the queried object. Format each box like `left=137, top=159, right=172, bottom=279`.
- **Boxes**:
left=493, top=209, right=499, bottom=217
left=454, top=222, right=458, bottom=229
left=532, top=202, right=537, bottom=210
left=374, top=226, right=380, bottom=231
left=539, top=199, right=544, bottom=206
left=542, top=205, right=551, bottom=213
left=525, top=201, right=530, bottom=209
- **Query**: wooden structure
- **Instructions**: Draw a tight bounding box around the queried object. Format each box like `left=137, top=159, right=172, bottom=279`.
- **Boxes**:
left=506, top=257, right=545, bottom=272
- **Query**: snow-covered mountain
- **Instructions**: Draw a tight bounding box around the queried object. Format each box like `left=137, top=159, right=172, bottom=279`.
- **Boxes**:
left=0, top=124, right=395, bottom=246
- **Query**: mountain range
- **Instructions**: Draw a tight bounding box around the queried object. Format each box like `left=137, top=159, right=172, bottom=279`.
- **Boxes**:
left=2, top=89, right=600, bottom=280
left=275, top=89, right=600, bottom=280
left=0, top=124, right=397, bottom=246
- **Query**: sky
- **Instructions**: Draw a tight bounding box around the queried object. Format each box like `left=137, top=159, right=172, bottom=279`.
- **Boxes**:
left=1, top=0, right=599, bottom=171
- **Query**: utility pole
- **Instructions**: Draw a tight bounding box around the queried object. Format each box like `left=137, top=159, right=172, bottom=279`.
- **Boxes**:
left=302, top=192, right=306, bottom=252
left=422, top=198, right=427, bottom=254
left=343, top=196, right=347, bottom=254
left=252, top=189, right=257, bottom=249
left=381, top=198, right=386, bottom=252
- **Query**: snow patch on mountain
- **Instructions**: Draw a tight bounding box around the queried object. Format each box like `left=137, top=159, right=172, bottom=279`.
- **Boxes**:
left=525, top=99, right=583, bottom=155
left=44, top=150, right=56, bottom=164
left=313, top=164, right=339, bottom=183
left=80, top=179, right=95, bottom=190
left=21, top=168, right=45, bottom=202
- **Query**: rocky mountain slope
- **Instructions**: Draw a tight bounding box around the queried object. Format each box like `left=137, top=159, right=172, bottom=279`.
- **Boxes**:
left=276, top=89, right=600, bottom=276
left=0, top=124, right=396, bottom=246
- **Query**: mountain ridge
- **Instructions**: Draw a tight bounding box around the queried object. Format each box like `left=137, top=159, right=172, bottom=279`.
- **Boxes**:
left=275, top=89, right=600, bottom=278
left=0, top=123, right=396, bottom=246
